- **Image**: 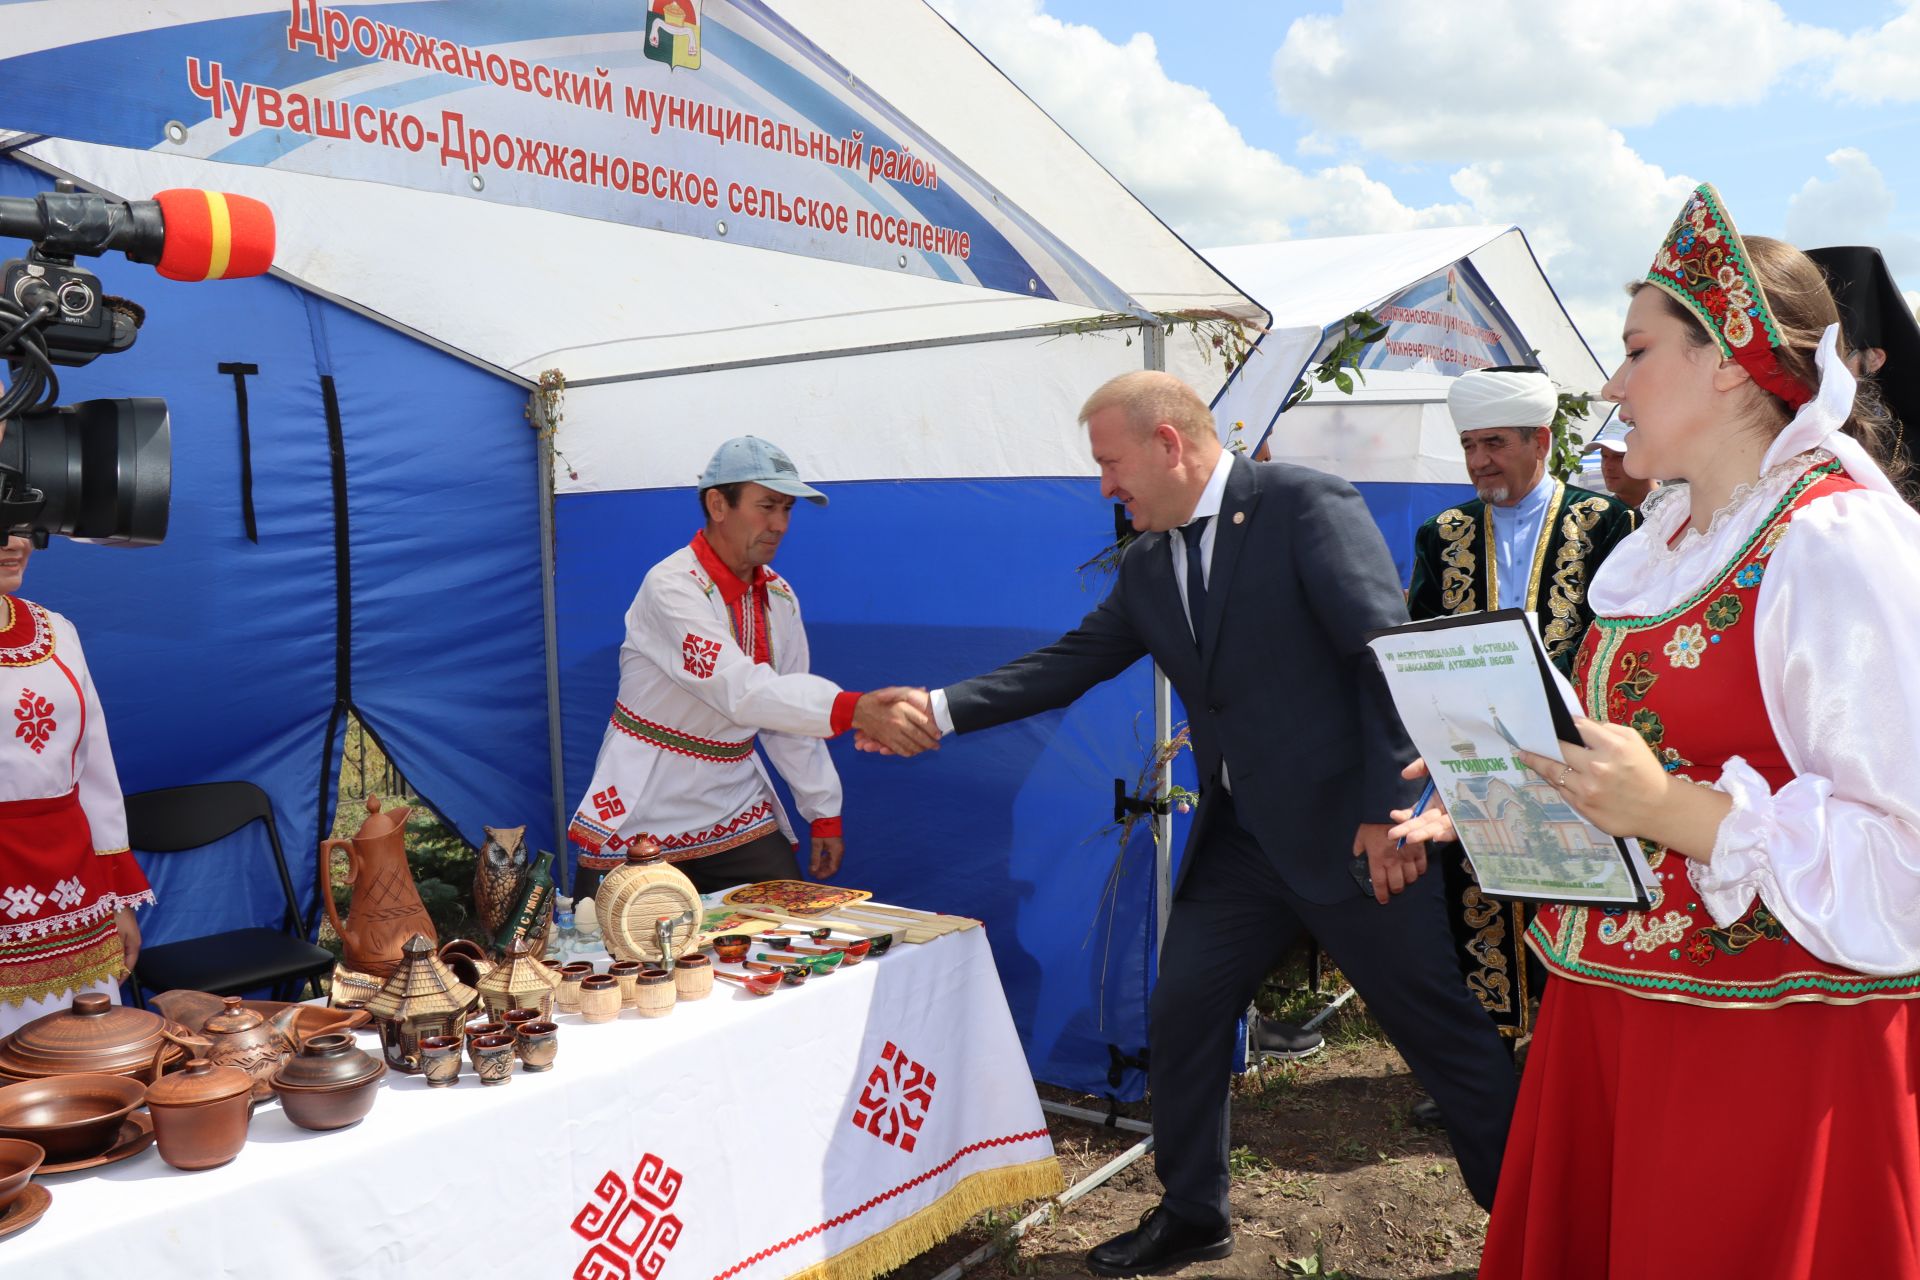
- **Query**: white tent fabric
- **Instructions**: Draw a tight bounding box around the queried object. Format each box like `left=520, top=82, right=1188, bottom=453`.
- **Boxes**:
left=1207, top=226, right=1608, bottom=482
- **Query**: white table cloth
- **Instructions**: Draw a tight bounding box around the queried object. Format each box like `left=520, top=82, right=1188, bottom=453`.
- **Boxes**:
left=9, top=926, right=1060, bottom=1280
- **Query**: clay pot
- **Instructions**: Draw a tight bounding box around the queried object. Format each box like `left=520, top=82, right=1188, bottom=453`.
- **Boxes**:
left=320, top=795, right=438, bottom=979
left=151, top=991, right=371, bottom=1054
left=500, top=1008, right=541, bottom=1055
left=270, top=1033, right=387, bottom=1131
left=674, top=954, right=713, bottom=1001
left=436, top=939, right=495, bottom=990
left=710, top=935, right=752, bottom=964
left=192, top=997, right=295, bottom=1102
left=632, top=967, right=675, bottom=1018
left=145, top=1058, right=253, bottom=1170
left=475, top=942, right=560, bottom=1021
left=578, top=975, right=621, bottom=1024
left=365, top=934, right=476, bottom=1075
left=469, top=1034, right=515, bottom=1086
left=419, top=1036, right=462, bottom=1088
left=608, top=960, right=643, bottom=1008
left=0, top=993, right=188, bottom=1083
left=0, top=1138, right=43, bottom=1211
left=0, top=1073, right=144, bottom=1162
left=556, top=962, right=594, bottom=1013
left=516, top=1022, right=558, bottom=1073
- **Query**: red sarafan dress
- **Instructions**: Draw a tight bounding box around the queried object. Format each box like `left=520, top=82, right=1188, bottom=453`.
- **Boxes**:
left=1481, top=458, right=1920, bottom=1278
left=0, top=596, right=152, bottom=1036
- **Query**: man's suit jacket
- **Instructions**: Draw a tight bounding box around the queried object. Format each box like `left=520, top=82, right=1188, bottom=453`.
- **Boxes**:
left=946, top=455, right=1421, bottom=905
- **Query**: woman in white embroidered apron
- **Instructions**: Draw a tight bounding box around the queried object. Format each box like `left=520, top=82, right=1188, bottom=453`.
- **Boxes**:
left=1393, top=185, right=1920, bottom=1277
left=0, top=526, right=152, bottom=1037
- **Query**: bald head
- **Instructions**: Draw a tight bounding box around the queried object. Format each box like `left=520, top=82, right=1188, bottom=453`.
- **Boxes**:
left=1079, top=370, right=1217, bottom=446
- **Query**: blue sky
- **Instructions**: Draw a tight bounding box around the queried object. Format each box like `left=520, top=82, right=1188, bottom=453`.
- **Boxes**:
left=933, top=0, right=1920, bottom=360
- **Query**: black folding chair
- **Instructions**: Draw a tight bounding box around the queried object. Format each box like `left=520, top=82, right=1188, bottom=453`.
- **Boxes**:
left=126, top=781, right=335, bottom=1004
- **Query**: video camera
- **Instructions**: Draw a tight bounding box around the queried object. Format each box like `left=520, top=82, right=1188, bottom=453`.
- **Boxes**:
left=0, top=181, right=274, bottom=548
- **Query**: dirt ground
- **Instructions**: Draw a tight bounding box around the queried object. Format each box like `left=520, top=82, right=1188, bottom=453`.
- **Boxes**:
left=882, top=993, right=1488, bottom=1280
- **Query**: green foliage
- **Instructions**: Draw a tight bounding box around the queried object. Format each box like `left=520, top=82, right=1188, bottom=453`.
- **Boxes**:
left=1228, top=1144, right=1275, bottom=1180
left=1282, top=1244, right=1352, bottom=1277
left=1549, top=391, right=1595, bottom=482
left=1282, top=311, right=1390, bottom=413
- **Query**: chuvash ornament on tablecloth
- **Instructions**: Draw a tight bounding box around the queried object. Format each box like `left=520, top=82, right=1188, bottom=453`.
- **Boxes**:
left=322, top=795, right=440, bottom=1002
left=365, top=933, right=477, bottom=1074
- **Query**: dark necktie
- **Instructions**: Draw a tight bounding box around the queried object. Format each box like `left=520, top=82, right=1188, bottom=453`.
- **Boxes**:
left=1181, top=515, right=1210, bottom=649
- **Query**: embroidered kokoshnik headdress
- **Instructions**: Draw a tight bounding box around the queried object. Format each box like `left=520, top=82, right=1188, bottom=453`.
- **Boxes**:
left=1646, top=183, right=1814, bottom=409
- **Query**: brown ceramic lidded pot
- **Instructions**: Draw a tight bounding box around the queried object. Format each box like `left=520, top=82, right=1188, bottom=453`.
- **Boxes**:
left=145, top=1057, right=253, bottom=1170
left=366, top=933, right=477, bottom=1074
left=270, top=1034, right=386, bottom=1131
left=475, top=941, right=561, bottom=1020
left=0, top=993, right=189, bottom=1083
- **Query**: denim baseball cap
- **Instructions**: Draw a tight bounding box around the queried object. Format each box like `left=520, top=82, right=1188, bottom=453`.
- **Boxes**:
left=697, top=436, right=828, bottom=506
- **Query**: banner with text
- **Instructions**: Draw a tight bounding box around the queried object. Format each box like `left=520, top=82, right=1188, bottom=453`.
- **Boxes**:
left=0, top=0, right=1134, bottom=311
left=1316, top=259, right=1533, bottom=376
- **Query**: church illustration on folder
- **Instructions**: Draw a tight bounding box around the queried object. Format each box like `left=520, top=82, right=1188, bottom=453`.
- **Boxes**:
left=1437, top=704, right=1625, bottom=892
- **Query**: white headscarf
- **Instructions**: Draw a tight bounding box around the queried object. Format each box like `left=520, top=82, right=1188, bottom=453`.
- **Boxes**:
left=1447, top=368, right=1556, bottom=432
left=1761, top=324, right=1902, bottom=499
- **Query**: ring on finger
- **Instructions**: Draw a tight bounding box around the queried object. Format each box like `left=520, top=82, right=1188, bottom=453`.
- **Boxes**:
left=1556, top=765, right=1573, bottom=788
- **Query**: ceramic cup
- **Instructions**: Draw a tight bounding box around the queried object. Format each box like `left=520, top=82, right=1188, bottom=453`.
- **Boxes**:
left=464, top=1021, right=506, bottom=1068
left=419, top=1035, right=462, bottom=1087
left=578, top=974, right=622, bottom=1024
left=674, top=953, right=713, bottom=1001
left=517, top=1021, right=559, bottom=1073
left=556, top=962, right=595, bottom=1013
left=633, top=967, right=675, bottom=1018
left=500, top=1008, right=541, bottom=1057
left=470, top=1034, right=516, bottom=1086
left=608, top=959, right=643, bottom=1007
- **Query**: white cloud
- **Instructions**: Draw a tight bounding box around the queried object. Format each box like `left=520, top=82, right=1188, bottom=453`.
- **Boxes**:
left=1271, top=0, right=1834, bottom=164
left=926, top=0, right=1471, bottom=247
left=1783, top=148, right=1920, bottom=274
left=1824, top=0, right=1920, bottom=102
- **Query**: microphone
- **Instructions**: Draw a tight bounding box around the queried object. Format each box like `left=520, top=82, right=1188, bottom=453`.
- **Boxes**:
left=0, top=188, right=274, bottom=280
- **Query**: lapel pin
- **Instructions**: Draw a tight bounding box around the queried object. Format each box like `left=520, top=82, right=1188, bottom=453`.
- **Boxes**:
left=1232, top=511, right=1245, bottom=525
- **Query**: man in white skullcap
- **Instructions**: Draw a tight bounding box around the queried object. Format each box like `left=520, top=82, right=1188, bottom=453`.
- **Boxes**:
left=1403, top=366, right=1634, bottom=1064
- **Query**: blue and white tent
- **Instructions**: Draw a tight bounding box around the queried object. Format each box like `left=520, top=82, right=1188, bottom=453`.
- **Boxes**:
left=1208, top=228, right=1610, bottom=583
left=0, top=0, right=1263, bottom=1099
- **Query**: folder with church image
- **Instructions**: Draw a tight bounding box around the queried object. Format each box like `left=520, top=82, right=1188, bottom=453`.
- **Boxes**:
left=1367, top=609, right=1655, bottom=908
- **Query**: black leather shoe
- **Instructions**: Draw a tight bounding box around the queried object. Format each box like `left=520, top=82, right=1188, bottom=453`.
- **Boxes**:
left=1087, top=1206, right=1234, bottom=1277
left=1408, top=1093, right=1444, bottom=1129
left=1252, top=1014, right=1324, bottom=1062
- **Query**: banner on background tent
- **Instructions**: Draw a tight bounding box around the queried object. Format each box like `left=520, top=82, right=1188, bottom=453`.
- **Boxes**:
left=1322, top=260, right=1533, bottom=377
left=0, top=0, right=1134, bottom=312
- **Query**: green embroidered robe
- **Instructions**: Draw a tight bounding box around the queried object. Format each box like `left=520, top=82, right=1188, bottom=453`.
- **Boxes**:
left=1405, top=480, right=1635, bottom=1034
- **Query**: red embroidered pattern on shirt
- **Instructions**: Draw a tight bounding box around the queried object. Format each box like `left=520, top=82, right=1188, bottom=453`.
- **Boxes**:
left=851, top=1040, right=938, bottom=1153
left=569, top=1151, right=683, bottom=1280
left=0, top=598, right=55, bottom=668
left=593, top=787, right=626, bottom=823
left=13, top=688, right=56, bottom=754
left=652, top=801, right=776, bottom=854
left=682, top=632, right=722, bottom=679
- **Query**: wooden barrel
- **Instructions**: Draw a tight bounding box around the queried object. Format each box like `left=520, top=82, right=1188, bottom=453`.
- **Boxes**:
left=595, top=848, right=702, bottom=964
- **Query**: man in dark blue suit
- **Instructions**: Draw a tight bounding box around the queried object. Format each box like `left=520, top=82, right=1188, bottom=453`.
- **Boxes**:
left=871, top=371, right=1515, bottom=1275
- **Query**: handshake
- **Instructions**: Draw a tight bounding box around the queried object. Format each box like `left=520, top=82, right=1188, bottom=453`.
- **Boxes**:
left=851, top=687, right=941, bottom=757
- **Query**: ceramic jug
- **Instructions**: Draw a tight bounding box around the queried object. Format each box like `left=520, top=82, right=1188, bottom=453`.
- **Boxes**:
left=321, top=795, right=438, bottom=978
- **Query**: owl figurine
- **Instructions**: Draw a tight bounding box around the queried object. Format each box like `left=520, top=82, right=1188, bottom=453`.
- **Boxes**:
left=473, top=824, right=529, bottom=943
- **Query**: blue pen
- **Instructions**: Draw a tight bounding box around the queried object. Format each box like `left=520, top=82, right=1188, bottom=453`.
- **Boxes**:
left=1397, top=778, right=1438, bottom=849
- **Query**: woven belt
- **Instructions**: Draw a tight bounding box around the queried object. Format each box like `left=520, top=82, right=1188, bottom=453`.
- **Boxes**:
left=611, top=703, right=755, bottom=762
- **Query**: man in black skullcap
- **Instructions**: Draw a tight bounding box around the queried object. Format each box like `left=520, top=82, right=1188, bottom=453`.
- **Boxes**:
left=1807, top=246, right=1919, bottom=506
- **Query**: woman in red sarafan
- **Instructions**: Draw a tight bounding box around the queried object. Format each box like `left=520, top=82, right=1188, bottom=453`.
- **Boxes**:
left=1394, top=185, right=1920, bottom=1277
left=0, top=526, right=152, bottom=1037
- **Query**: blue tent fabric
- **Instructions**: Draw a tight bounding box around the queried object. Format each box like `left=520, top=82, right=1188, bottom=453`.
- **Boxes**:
left=1, top=156, right=550, bottom=950
left=555, top=477, right=1157, bottom=1097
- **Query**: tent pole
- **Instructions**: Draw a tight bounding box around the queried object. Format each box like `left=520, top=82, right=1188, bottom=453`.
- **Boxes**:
left=1144, top=321, right=1173, bottom=958
left=535, top=409, right=570, bottom=892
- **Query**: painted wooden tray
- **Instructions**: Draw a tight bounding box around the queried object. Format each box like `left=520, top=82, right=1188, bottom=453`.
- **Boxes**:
left=720, top=880, right=873, bottom=916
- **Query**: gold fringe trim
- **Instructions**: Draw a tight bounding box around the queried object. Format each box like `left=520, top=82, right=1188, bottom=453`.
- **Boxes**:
left=0, top=933, right=127, bottom=1007
left=782, top=1157, right=1065, bottom=1280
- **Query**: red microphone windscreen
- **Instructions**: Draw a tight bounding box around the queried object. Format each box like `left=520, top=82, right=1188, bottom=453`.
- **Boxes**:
left=152, top=189, right=276, bottom=281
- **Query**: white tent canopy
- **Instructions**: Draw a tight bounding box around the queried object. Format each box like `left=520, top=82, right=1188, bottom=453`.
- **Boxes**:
left=1208, top=226, right=1608, bottom=485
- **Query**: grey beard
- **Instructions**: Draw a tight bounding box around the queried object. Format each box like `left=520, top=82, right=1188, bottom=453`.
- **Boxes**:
left=1475, top=482, right=1511, bottom=504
